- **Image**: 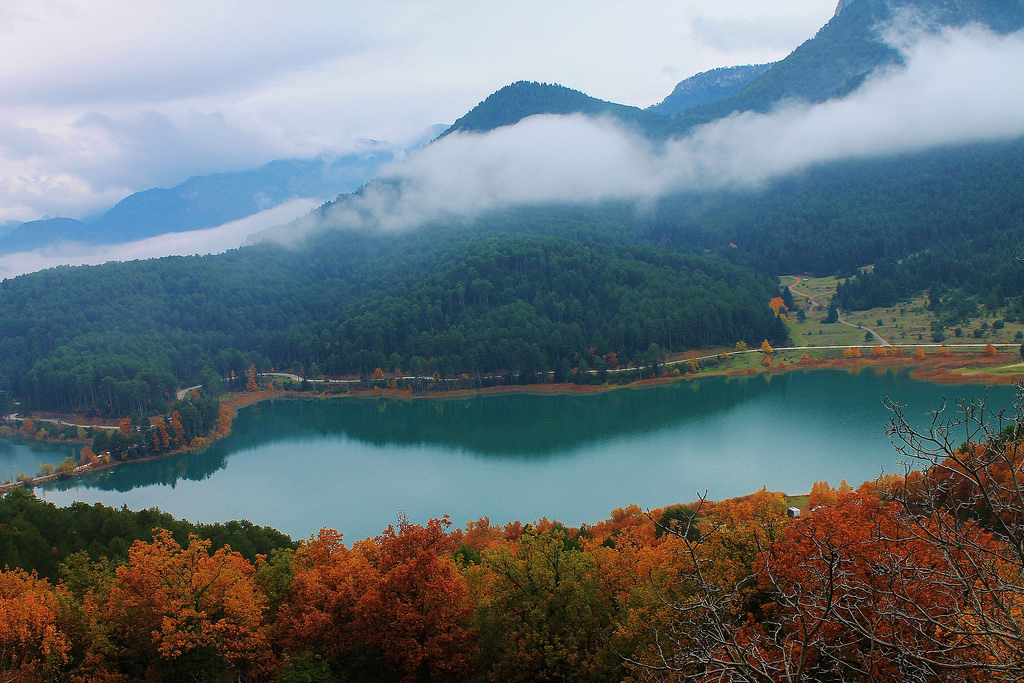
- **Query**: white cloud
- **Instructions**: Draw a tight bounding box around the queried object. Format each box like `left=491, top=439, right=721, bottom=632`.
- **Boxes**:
left=277, top=25, right=1024, bottom=240
left=0, top=1, right=835, bottom=222
left=0, top=198, right=322, bottom=279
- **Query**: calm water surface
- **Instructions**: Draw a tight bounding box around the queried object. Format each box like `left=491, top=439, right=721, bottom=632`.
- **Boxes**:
left=5, top=369, right=1016, bottom=542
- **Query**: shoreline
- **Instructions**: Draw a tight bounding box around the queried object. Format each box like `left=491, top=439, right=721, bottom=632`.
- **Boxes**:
left=2, top=350, right=1022, bottom=494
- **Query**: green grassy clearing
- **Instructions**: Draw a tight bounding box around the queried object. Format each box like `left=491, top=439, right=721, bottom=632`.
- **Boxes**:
left=783, top=274, right=1024, bottom=352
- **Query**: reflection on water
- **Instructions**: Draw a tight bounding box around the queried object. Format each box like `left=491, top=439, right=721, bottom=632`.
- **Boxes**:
left=47, top=446, right=230, bottom=493
left=10, top=369, right=1019, bottom=541
left=229, top=374, right=775, bottom=457
left=46, top=372, right=786, bottom=494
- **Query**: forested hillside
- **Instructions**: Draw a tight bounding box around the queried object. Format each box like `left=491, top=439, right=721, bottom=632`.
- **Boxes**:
left=0, top=226, right=786, bottom=414
left=2, top=132, right=1024, bottom=416
left=651, top=138, right=1024, bottom=277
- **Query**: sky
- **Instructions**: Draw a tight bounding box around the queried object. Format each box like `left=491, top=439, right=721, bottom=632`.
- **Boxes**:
left=3, top=1, right=1024, bottom=280
left=0, top=0, right=838, bottom=225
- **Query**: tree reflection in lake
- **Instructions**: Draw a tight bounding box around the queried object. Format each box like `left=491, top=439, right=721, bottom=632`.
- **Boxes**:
left=20, top=369, right=1019, bottom=542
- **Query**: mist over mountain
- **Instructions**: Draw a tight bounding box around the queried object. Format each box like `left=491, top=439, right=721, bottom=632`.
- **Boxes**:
left=0, top=148, right=406, bottom=255
left=678, top=0, right=1024, bottom=125
left=265, top=17, right=1024, bottom=247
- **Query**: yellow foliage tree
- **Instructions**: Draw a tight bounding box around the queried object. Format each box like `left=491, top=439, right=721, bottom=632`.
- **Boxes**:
left=245, top=365, right=258, bottom=392
left=769, top=297, right=788, bottom=316
left=809, top=481, right=839, bottom=508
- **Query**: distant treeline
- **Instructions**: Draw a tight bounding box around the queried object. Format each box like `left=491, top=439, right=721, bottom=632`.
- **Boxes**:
left=0, top=231, right=786, bottom=415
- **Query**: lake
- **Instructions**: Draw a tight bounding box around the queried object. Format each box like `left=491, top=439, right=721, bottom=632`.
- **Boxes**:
left=3, top=369, right=1017, bottom=542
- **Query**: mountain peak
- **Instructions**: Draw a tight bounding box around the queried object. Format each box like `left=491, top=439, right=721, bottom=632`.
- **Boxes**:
left=440, top=81, right=671, bottom=138
left=835, top=0, right=854, bottom=16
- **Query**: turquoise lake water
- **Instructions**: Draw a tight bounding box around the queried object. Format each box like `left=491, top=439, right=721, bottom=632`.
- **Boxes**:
left=4, top=369, right=1015, bottom=542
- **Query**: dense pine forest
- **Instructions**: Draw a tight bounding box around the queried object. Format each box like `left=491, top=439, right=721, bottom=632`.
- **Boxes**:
left=0, top=227, right=788, bottom=416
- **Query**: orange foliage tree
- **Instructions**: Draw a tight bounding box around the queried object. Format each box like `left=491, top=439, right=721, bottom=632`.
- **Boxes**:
left=0, top=569, right=72, bottom=681
left=280, top=517, right=474, bottom=682
left=169, top=410, right=184, bottom=446
left=78, top=445, right=98, bottom=466
left=742, top=489, right=1003, bottom=681
left=150, top=416, right=170, bottom=452
left=104, top=530, right=272, bottom=681
left=627, top=390, right=1024, bottom=682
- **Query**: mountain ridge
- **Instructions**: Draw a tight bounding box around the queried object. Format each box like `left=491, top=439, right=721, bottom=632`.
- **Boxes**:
left=0, top=148, right=409, bottom=255
left=440, top=81, right=674, bottom=138
left=646, top=64, right=772, bottom=117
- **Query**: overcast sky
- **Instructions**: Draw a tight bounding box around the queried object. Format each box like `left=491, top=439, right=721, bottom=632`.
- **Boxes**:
left=0, top=0, right=838, bottom=224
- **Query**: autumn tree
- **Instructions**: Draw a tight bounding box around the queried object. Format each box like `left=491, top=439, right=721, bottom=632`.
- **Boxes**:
left=880, top=387, right=1024, bottom=678
left=761, top=339, right=774, bottom=355
left=169, top=410, right=184, bottom=447
left=629, top=389, right=1024, bottom=682
left=104, top=530, right=272, bottom=682
left=245, top=365, right=258, bottom=392
left=280, top=517, right=474, bottom=682
left=808, top=480, right=839, bottom=507
left=150, top=417, right=170, bottom=452
left=622, top=489, right=792, bottom=680
left=0, top=569, right=72, bottom=681
left=78, top=446, right=99, bottom=466
left=738, top=489, right=1004, bottom=681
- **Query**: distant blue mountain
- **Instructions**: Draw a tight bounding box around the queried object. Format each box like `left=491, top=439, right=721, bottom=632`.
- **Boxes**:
left=0, top=149, right=404, bottom=254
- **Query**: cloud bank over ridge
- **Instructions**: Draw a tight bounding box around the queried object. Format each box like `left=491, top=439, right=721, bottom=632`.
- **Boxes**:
left=279, top=25, right=1024, bottom=241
